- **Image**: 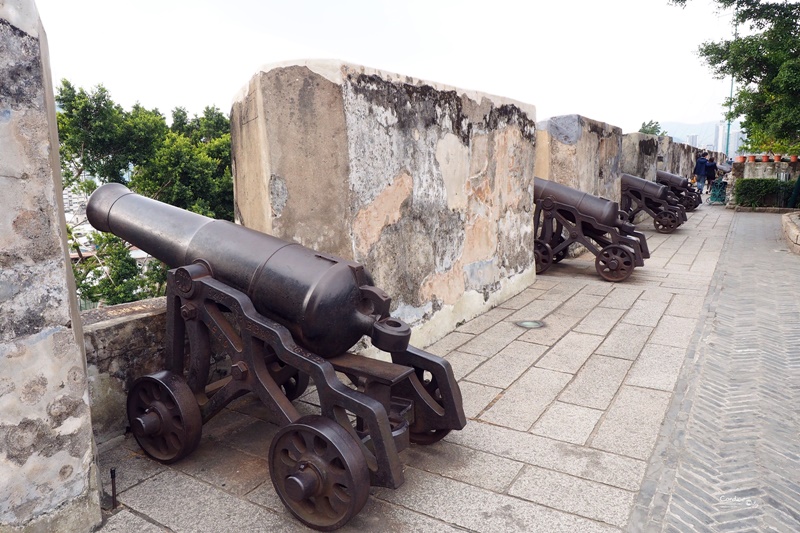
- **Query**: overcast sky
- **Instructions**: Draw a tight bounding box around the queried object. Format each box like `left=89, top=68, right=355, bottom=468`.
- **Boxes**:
left=33, top=0, right=736, bottom=133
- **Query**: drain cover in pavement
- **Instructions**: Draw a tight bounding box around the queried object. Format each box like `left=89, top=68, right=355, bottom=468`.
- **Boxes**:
left=515, top=320, right=544, bottom=329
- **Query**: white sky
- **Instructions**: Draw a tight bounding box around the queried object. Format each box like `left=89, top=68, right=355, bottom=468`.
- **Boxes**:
left=33, top=0, right=736, bottom=133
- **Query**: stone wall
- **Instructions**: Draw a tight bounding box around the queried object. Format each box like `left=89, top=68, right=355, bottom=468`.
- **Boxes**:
left=620, top=132, right=659, bottom=181
left=83, top=299, right=167, bottom=445
left=534, top=115, right=622, bottom=202
left=231, top=60, right=538, bottom=347
left=0, top=2, right=101, bottom=530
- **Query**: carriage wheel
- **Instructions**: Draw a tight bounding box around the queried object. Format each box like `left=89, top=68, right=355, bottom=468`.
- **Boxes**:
left=679, top=196, right=696, bottom=212
left=595, top=244, right=635, bottom=282
left=653, top=211, right=679, bottom=234
left=534, top=239, right=553, bottom=274
left=127, top=371, right=202, bottom=463
left=270, top=416, right=370, bottom=531
left=268, top=360, right=310, bottom=401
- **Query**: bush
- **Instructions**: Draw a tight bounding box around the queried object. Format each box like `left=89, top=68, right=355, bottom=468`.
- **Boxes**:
left=734, top=178, right=798, bottom=208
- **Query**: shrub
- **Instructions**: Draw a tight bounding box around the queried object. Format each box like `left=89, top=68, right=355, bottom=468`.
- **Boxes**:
left=734, top=178, right=797, bottom=208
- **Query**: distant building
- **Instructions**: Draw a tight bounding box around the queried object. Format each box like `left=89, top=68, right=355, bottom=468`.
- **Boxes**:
left=687, top=134, right=699, bottom=148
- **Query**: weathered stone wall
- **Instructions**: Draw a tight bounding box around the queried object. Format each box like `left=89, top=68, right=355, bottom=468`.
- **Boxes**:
left=620, top=132, right=659, bottom=181
left=83, top=299, right=167, bottom=445
left=231, top=60, right=538, bottom=347
left=534, top=115, right=622, bottom=202
left=0, top=2, right=101, bottom=530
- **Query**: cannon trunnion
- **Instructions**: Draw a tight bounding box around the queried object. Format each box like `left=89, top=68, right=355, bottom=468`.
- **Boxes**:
left=620, top=173, right=687, bottom=234
left=87, top=184, right=466, bottom=530
left=533, top=177, right=649, bottom=282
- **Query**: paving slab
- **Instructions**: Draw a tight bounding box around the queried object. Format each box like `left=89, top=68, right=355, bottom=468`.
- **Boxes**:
left=530, top=401, right=603, bottom=445
left=447, top=420, right=647, bottom=491
left=465, top=340, right=546, bottom=388
left=621, top=300, right=669, bottom=328
left=375, top=467, right=618, bottom=533
left=120, top=470, right=296, bottom=532
left=518, top=312, right=581, bottom=347
left=648, top=316, right=697, bottom=349
left=591, top=385, right=672, bottom=460
left=573, top=306, right=625, bottom=336
left=400, top=440, right=524, bottom=492
left=559, top=354, right=633, bottom=410
left=595, top=323, right=654, bottom=360
left=456, top=307, right=515, bottom=334
left=535, top=331, right=604, bottom=374
left=509, top=465, right=637, bottom=527
left=97, top=510, right=165, bottom=532
left=443, top=349, right=487, bottom=381
left=478, top=367, right=571, bottom=430
left=625, top=344, right=687, bottom=392
left=459, top=320, right=524, bottom=356
left=425, top=331, right=474, bottom=356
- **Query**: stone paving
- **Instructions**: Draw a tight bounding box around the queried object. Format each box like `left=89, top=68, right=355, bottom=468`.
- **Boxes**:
left=95, top=203, right=797, bottom=532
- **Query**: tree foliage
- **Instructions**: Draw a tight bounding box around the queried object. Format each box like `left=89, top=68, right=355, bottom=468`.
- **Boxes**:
left=57, top=81, right=233, bottom=305
left=639, top=120, right=668, bottom=136
left=670, top=0, right=800, bottom=152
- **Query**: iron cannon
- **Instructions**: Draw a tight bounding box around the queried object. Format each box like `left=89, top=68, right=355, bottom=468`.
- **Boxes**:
left=656, top=170, right=702, bottom=212
left=620, top=173, right=687, bottom=233
left=533, top=177, right=649, bottom=282
left=86, top=183, right=466, bottom=530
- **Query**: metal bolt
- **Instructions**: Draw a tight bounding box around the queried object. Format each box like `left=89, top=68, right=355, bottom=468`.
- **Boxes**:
left=231, top=361, right=248, bottom=380
left=180, top=304, right=197, bottom=320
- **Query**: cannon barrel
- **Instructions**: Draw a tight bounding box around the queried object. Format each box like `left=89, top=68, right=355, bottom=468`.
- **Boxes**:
left=86, top=183, right=409, bottom=358
left=621, top=174, right=669, bottom=200
left=534, top=177, right=622, bottom=228
left=656, top=170, right=690, bottom=188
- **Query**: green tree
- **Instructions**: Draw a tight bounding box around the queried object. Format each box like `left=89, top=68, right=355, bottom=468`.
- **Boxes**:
left=639, top=120, right=668, bottom=136
left=670, top=1, right=800, bottom=151
left=57, top=81, right=234, bottom=306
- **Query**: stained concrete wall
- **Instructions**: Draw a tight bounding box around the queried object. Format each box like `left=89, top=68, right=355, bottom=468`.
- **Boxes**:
left=534, top=115, right=622, bottom=202
left=0, top=1, right=101, bottom=530
left=231, top=60, right=538, bottom=347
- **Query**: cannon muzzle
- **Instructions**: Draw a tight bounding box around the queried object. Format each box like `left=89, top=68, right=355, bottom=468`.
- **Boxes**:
left=86, top=183, right=410, bottom=358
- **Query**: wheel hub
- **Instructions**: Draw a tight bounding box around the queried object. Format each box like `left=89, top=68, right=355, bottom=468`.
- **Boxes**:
left=133, top=409, right=162, bottom=436
left=285, top=461, right=322, bottom=501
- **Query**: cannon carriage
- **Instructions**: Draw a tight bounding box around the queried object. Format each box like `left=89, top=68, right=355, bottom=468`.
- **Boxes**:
left=86, top=184, right=466, bottom=530
left=533, top=177, right=649, bottom=282
left=656, top=170, right=702, bottom=212
left=620, top=173, right=687, bottom=233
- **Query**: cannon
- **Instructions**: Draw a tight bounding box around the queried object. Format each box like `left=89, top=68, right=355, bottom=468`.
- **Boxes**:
left=86, top=184, right=466, bottom=530
left=533, top=177, right=649, bottom=282
left=620, top=173, right=687, bottom=233
left=656, top=170, right=702, bottom=212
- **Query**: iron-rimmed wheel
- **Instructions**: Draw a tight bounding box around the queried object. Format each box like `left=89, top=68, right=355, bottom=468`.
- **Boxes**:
left=534, top=239, right=553, bottom=274
left=595, top=244, right=635, bottom=282
left=653, top=211, right=679, bottom=234
left=679, top=196, right=696, bottom=212
left=127, top=371, right=202, bottom=463
left=270, top=415, right=369, bottom=531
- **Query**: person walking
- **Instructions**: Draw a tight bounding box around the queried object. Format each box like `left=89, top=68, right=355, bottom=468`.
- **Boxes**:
left=705, top=156, right=718, bottom=194
left=693, top=152, right=708, bottom=194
